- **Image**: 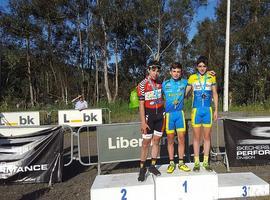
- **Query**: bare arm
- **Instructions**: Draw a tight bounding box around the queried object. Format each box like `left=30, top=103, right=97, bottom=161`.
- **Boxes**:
left=139, top=100, right=149, bottom=134
left=212, top=85, right=218, bottom=121
left=185, top=85, right=192, bottom=98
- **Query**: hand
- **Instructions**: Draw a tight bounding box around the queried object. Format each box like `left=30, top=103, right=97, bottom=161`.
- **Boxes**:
left=208, top=70, right=216, bottom=76
left=141, top=122, right=150, bottom=134
left=213, top=110, right=218, bottom=121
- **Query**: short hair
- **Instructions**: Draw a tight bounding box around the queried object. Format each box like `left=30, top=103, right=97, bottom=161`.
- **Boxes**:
left=196, top=56, right=208, bottom=66
left=170, top=62, right=182, bottom=70
left=148, top=60, right=161, bottom=69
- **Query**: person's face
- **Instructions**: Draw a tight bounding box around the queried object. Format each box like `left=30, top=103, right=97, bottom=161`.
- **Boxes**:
left=170, top=68, right=182, bottom=80
left=197, top=62, right=207, bottom=75
left=148, top=66, right=160, bottom=80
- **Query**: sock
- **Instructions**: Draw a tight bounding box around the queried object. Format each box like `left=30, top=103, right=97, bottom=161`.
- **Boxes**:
left=203, top=155, right=209, bottom=164
left=169, top=160, right=175, bottom=165
left=151, top=158, right=157, bottom=166
left=179, top=159, right=184, bottom=165
left=194, top=156, right=200, bottom=164
left=140, top=161, right=145, bottom=168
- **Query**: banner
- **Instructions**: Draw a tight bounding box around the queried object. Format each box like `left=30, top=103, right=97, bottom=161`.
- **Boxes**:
left=58, top=109, right=102, bottom=127
left=0, top=112, right=40, bottom=126
left=223, top=119, right=270, bottom=167
left=0, top=126, right=63, bottom=184
left=97, top=122, right=190, bottom=163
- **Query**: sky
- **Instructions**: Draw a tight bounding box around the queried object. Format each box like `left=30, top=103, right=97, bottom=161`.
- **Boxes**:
left=0, top=0, right=218, bottom=41
left=188, top=0, right=219, bottom=40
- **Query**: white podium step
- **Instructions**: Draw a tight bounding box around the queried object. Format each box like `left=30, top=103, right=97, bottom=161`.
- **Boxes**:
left=218, top=172, right=269, bottom=199
left=90, top=172, right=155, bottom=200
left=154, top=163, right=218, bottom=200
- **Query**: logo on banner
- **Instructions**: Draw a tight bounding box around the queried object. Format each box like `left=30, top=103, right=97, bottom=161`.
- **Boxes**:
left=63, top=113, right=98, bottom=123
left=236, top=127, right=270, bottom=160
left=0, top=112, right=40, bottom=126
left=0, top=163, right=48, bottom=174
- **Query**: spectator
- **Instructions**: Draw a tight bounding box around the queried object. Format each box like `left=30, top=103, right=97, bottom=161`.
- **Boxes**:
left=72, top=95, right=88, bottom=111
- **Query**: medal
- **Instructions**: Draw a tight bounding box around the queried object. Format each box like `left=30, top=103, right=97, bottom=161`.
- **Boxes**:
left=201, top=93, right=207, bottom=99
left=173, top=100, right=178, bottom=109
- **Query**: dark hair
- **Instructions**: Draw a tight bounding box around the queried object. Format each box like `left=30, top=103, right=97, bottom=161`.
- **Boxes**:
left=170, top=62, right=182, bottom=70
left=148, top=60, right=161, bottom=69
left=196, top=56, right=208, bottom=66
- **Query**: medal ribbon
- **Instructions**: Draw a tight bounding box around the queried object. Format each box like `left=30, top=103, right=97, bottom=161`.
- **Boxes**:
left=171, top=79, right=183, bottom=109
left=148, top=77, right=159, bottom=103
left=197, top=73, right=207, bottom=106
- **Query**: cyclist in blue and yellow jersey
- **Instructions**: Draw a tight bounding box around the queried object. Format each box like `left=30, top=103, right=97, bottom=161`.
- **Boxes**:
left=186, top=56, right=218, bottom=172
left=162, top=62, right=191, bottom=173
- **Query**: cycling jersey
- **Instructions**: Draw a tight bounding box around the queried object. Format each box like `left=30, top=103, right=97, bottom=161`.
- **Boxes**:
left=162, top=78, right=187, bottom=112
left=137, top=76, right=163, bottom=113
left=137, top=76, right=164, bottom=138
left=187, top=73, right=216, bottom=108
left=188, top=73, right=216, bottom=127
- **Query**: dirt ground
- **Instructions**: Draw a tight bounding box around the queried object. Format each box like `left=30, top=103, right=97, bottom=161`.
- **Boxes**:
left=0, top=159, right=270, bottom=200
left=1, top=117, right=270, bottom=200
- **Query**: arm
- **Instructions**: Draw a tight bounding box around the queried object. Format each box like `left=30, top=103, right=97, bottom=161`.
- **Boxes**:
left=212, top=85, right=218, bottom=121
left=139, top=100, right=149, bottom=134
left=185, top=85, right=192, bottom=98
left=71, top=95, right=80, bottom=103
left=208, top=70, right=216, bottom=76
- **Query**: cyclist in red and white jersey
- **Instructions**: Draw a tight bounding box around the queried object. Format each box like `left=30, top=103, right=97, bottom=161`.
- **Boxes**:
left=137, top=60, right=164, bottom=182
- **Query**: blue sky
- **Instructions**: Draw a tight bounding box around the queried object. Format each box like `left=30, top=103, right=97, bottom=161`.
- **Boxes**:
left=0, top=0, right=218, bottom=41
left=188, top=0, right=218, bottom=40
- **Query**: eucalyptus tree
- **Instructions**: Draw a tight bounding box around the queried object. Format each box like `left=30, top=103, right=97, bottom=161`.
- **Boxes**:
left=0, top=0, right=40, bottom=107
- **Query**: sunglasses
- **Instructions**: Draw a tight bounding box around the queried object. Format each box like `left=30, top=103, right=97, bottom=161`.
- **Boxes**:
left=149, top=65, right=161, bottom=71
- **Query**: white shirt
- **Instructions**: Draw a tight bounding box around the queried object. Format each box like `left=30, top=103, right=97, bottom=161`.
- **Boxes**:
left=75, top=100, right=88, bottom=110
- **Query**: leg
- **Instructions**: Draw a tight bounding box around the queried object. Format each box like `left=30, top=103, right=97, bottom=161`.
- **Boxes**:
left=177, top=131, right=185, bottom=160
left=193, top=127, right=201, bottom=159
left=138, top=138, right=151, bottom=182
left=167, top=133, right=175, bottom=161
left=140, top=138, right=151, bottom=162
left=203, top=127, right=212, bottom=158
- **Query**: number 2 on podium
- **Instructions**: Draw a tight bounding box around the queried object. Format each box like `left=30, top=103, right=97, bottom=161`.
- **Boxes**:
left=182, top=180, right=187, bottom=193
left=121, top=188, right=127, bottom=200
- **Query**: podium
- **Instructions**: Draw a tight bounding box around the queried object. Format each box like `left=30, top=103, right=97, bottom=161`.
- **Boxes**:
left=90, top=164, right=269, bottom=200
left=91, top=172, right=155, bottom=200
left=155, top=163, right=218, bottom=200
left=218, top=172, right=269, bottom=199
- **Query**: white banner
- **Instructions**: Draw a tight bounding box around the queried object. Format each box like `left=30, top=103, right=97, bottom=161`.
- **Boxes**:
left=58, top=109, right=102, bottom=127
left=0, top=112, right=40, bottom=126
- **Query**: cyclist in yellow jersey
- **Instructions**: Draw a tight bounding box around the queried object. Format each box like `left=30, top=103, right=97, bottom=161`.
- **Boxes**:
left=186, top=56, right=218, bottom=172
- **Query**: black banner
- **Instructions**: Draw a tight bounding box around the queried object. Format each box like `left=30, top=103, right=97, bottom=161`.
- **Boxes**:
left=0, top=126, right=63, bottom=184
left=223, top=119, right=270, bottom=167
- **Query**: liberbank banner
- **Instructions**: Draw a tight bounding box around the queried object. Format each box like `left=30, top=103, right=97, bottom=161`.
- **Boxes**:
left=223, top=118, right=270, bottom=167
left=58, top=109, right=102, bottom=127
left=97, top=122, right=188, bottom=163
left=0, top=112, right=40, bottom=126
left=0, top=126, right=63, bottom=184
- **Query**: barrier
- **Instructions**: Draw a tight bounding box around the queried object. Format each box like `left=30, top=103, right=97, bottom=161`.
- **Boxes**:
left=96, top=122, right=191, bottom=174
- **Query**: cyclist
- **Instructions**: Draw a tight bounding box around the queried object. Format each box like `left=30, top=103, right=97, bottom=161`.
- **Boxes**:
left=162, top=62, right=191, bottom=173
left=186, top=56, right=218, bottom=172
left=137, top=60, right=164, bottom=182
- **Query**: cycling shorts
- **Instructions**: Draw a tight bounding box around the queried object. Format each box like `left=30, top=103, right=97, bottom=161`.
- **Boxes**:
left=143, top=110, right=164, bottom=139
left=191, top=107, right=212, bottom=128
left=165, top=110, right=186, bottom=134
